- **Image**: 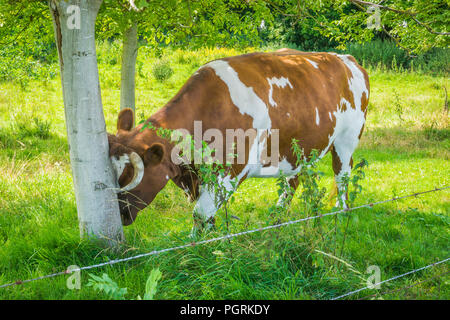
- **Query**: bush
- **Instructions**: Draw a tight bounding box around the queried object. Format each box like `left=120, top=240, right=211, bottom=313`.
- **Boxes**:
left=346, top=39, right=410, bottom=70
left=152, top=60, right=174, bottom=82
left=14, top=117, right=52, bottom=140
left=413, top=47, right=450, bottom=74
left=0, top=45, right=58, bottom=88
left=346, top=39, right=449, bottom=75
left=260, top=11, right=340, bottom=52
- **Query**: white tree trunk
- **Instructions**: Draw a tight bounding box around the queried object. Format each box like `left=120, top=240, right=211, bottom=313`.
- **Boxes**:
left=49, top=0, right=124, bottom=245
left=120, top=22, right=138, bottom=119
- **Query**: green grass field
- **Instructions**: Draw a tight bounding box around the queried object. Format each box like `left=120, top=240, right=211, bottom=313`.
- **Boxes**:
left=0, top=46, right=448, bottom=299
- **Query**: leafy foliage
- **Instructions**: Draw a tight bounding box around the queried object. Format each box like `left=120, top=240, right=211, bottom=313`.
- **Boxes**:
left=291, top=139, right=327, bottom=217
left=88, top=268, right=162, bottom=300
left=87, top=273, right=128, bottom=300
left=260, top=0, right=449, bottom=54
left=336, top=158, right=369, bottom=208
left=137, top=268, right=162, bottom=300
left=98, top=0, right=273, bottom=49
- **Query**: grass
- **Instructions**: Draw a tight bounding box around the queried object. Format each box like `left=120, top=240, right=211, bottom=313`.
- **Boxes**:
left=0, top=45, right=448, bottom=300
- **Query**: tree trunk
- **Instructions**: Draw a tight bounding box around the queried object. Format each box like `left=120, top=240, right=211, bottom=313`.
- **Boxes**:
left=120, top=21, right=138, bottom=121
left=49, top=0, right=124, bottom=245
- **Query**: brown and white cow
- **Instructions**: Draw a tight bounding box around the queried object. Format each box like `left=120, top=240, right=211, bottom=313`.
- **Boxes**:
left=108, top=49, right=370, bottom=232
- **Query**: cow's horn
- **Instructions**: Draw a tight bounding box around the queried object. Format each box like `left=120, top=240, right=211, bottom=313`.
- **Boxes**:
left=121, top=152, right=144, bottom=192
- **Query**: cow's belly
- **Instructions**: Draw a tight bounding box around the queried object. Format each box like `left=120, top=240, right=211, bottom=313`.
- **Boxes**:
left=247, top=158, right=299, bottom=179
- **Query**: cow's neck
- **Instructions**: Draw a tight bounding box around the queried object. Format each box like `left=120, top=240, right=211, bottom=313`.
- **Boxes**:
left=143, top=97, right=201, bottom=199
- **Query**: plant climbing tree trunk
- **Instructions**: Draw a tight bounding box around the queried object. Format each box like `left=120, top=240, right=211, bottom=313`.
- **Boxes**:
left=49, top=0, right=124, bottom=245
left=120, top=21, right=138, bottom=122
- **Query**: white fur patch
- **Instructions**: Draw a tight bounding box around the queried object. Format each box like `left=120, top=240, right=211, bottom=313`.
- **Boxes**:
left=206, top=60, right=274, bottom=180
left=255, top=158, right=299, bottom=178
left=338, top=54, right=369, bottom=110
left=320, top=54, right=368, bottom=208
left=318, top=54, right=368, bottom=161
left=194, top=174, right=237, bottom=220
left=315, top=107, right=320, bottom=125
left=193, top=187, right=217, bottom=220
left=205, top=60, right=271, bottom=130
left=305, top=58, right=319, bottom=69
left=267, top=76, right=293, bottom=107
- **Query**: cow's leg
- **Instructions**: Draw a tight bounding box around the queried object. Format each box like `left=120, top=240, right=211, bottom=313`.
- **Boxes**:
left=191, top=186, right=219, bottom=236
left=191, top=176, right=238, bottom=236
left=330, top=145, right=354, bottom=209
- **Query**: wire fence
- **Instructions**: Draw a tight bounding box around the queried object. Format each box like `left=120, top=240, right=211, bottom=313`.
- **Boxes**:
left=0, top=185, right=449, bottom=298
left=358, top=270, right=450, bottom=300
left=332, top=257, right=450, bottom=300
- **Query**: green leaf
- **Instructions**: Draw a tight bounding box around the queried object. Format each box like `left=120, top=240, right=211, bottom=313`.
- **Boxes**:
left=143, top=268, right=162, bottom=300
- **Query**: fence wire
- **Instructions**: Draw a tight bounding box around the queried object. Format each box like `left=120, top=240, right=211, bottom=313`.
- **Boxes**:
left=0, top=186, right=448, bottom=292
left=332, top=257, right=450, bottom=300
left=358, top=270, right=450, bottom=300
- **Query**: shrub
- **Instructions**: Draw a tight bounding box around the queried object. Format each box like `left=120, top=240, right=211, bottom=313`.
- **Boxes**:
left=414, top=47, right=450, bottom=74
left=13, top=117, right=52, bottom=140
left=152, top=60, right=174, bottom=82
left=346, top=39, right=449, bottom=75
left=346, top=39, right=410, bottom=70
left=0, top=45, right=58, bottom=88
left=260, top=10, right=340, bottom=52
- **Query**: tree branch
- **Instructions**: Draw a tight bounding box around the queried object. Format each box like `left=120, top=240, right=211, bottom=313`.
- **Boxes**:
left=381, top=25, right=417, bottom=57
left=348, top=0, right=450, bottom=35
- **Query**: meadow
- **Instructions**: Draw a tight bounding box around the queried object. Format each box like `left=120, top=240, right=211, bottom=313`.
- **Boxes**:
left=0, top=44, right=448, bottom=299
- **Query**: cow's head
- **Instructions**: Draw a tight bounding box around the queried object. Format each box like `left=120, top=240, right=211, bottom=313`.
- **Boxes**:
left=108, top=108, right=175, bottom=226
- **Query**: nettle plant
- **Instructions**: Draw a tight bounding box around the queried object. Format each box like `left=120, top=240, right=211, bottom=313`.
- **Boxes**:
left=333, top=158, right=369, bottom=258
left=87, top=268, right=162, bottom=300
left=140, top=121, right=238, bottom=234
left=290, top=137, right=368, bottom=216
left=291, top=138, right=328, bottom=218
left=139, top=122, right=368, bottom=245
left=269, top=139, right=327, bottom=224
left=271, top=138, right=368, bottom=254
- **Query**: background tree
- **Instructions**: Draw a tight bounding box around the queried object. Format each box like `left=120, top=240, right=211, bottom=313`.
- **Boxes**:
left=260, top=0, right=449, bottom=54
left=96, top=0, right=273, bottom=123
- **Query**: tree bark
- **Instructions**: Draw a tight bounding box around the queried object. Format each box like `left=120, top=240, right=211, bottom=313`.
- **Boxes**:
left=49, top=0, right=124, bottom=245
left=120, top=21, right=138, bottom=120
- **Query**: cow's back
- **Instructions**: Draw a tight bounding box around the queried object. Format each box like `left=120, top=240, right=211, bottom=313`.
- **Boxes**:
left=199, top=50, right=369, bottom=164
left=151, top=49, right=369, bottom=178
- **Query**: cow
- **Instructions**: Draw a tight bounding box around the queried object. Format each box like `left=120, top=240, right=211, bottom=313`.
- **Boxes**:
left=107, top=48, right=370, bottom=234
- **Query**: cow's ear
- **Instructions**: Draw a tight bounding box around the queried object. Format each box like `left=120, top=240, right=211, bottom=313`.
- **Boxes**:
left=117, top=108, right=134, bottom=131
left=144, top=143, right=165, bottom=167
